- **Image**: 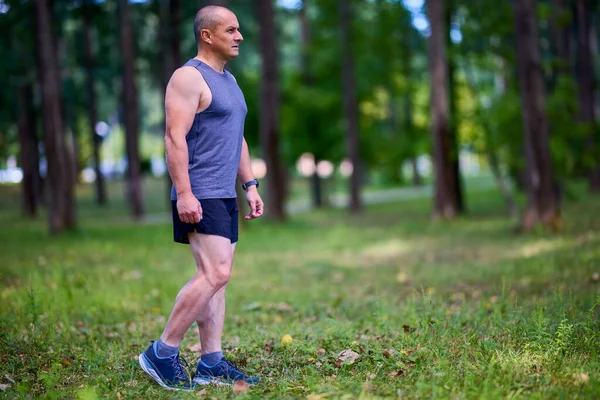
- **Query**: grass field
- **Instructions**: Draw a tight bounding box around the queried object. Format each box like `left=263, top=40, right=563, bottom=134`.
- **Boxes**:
left=1, top=179, right=599, bottom=399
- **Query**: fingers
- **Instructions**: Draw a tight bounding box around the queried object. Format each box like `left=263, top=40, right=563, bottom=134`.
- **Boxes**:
left=179, top=202, right=203, bottom=224
left=255, top=200, right=264, bottom=217
left=245, top=199, right=264, bottom=220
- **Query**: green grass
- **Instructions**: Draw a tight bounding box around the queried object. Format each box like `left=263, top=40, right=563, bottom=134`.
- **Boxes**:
left=1, top=180, right=600, bottom=399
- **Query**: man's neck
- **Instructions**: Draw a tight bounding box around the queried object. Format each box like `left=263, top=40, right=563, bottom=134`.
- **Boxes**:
left=195, top=52, right=227, bottom=74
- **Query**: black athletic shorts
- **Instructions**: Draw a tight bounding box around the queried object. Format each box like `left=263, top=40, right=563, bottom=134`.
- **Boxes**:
left=172, top=198, right=238, bottom=244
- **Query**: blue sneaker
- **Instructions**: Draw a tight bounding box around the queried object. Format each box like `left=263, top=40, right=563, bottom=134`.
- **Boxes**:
left=138, top=341, right=196, bottom=391
left=194, top=357, right=260, bottom=386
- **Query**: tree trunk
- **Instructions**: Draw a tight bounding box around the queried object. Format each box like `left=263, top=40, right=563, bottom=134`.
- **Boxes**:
left=18, top=84, right=41, bottom=217
left=339, top=0, right=362, bottom=212
left=514, top=0, right=561, bottom=230
left=119, top=0, right=144, bottom=219
left=446, top=1, right=466, bottom=214
left=83, top=0, right=107, bottom=205
left=574, top=0, right=600, bottom=191
left=411, top=158, right=422, bottom=186
left=34, top=0, right=77, bottom=233
left=427, top=0, right=458, bottom=219
left=300, top=0, right=324, bottom=209
left=157, top=0, right=181, bottom=207
left=550, top=0, right=572, bottom=85
left=258, top=0, right=286, bottom=221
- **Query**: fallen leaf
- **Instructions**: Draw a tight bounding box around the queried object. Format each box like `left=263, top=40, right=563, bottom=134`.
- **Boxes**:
left=315, top=362, right=322, bottom=368
left=396, top=271, right=408, bottom=283
left=280, top=334, right=293, bottom=346
left=388, top=370, right=405, bottom=378
left=591, top=273, right=599, bottom=283
left=197, top=389, right=207, bottom=396
left=575, top=373, right=589, bottom=384
left=263, top=341, right=273, bottom=353
left=367, top=372, right=376, bottom=380
left=383, top=349, right=394, bottom=358
left=274, top=303, right=293, bottom=312
left=306, top=394, right=326, bottom=400
left=402, top=325, right=414, bottom=333
left=336, top=349, right=359, bottom=366
left=189, top=342, right=202, bottom=352
left=0, top=384, right=9, bottom=391
left=233, top=380, right=250, bottom=394
left=316, top=348, right=326, bottom=357
left=4, top=375, right=15, bottom=384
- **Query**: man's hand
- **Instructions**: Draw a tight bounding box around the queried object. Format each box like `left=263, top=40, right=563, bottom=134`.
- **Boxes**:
left=177, top=193, right=202, bottom=223
left=245, top=187, right=264, bottom=220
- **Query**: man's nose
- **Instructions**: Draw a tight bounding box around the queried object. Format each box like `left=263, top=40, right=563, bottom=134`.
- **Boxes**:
left=236, top=31, right=243, bottom=42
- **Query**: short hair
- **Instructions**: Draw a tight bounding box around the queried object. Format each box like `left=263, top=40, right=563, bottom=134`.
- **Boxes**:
left=193, top=6, right=229, bottom=45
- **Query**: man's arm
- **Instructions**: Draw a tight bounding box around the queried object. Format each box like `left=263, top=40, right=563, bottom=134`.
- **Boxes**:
left=165, top=67, right=204, bottom=223
left=237, top=138, right=263, bottom=219
left=237, top=138, right=254, bottom=184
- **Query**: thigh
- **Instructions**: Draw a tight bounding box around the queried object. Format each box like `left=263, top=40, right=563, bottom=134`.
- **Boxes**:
left=188, top=233, right=233, bottom=273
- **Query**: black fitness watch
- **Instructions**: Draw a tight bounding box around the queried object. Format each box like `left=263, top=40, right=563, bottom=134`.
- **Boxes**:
left=242, top=179, right=259, bottom=191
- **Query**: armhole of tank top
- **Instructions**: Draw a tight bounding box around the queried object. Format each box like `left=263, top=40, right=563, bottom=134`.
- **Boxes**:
left=195, top=66, right=214, bottom=115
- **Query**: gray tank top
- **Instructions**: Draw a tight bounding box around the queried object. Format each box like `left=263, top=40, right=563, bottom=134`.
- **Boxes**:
left=170, top=59, right=247, bottom=201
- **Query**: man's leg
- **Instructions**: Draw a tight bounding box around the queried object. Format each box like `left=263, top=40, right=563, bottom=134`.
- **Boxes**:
left=195, top=243, right=236, bottom=360
left=138, top=233, right=232, bottom=390
left=160, top=233, right=233, bottom=346
left=192, top=242, right=259, bottom=385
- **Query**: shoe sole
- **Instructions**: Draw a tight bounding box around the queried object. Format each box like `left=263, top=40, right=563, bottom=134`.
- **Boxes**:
left=138, top=352, right=194, bottom=392
left=193, top=376, right=258, bottom=386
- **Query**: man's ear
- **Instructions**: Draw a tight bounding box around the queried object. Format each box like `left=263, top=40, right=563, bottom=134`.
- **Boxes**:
left=201, top=29, right=212, bottom=44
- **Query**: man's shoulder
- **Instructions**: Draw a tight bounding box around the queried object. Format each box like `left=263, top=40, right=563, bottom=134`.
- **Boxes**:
left=168, top=66, right=207, bottom=93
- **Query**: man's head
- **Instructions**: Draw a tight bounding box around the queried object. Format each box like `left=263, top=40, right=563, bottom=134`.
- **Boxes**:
left=194, top=6, right=243, bottom=61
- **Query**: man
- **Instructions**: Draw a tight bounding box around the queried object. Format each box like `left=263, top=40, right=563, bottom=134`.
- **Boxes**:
left=138, top=5, right=264, bottom=391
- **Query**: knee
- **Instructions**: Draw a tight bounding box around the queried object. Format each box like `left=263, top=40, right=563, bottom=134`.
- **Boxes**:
left=205, top=258, right=232, bottom=289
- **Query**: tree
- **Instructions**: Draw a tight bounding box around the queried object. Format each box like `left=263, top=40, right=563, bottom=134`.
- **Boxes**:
left=339, top=0, right=362, bottom=212
left=83, top=0, right=107, bottom=205
left=119, top=0, right=144, bottom=219
left=574, top=0, right=600, bottom=191
left=17, top=83, right=41, bottom=217
left=11, top=3, right=41, bottom=217
left=427, top=0, right=459, bottom=219
left=446, top=0, right=466, bottom=213
left=34, top=0, right=77, bottom=233
left=258, top=0, right=286, bottom=221
left=513, top=0, right=561, bottom=230
left=156, top=0, right=181, bottom=205
left=300, top=0, right=325, bottom=208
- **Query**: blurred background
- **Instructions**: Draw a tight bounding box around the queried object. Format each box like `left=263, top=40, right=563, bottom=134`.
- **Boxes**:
left=0, top=0, right=598, bottom=232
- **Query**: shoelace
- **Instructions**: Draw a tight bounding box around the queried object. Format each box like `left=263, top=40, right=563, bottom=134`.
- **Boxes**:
left=223, top=359, right=246, bottom=378
left=171, top=354, right=190, bottom=381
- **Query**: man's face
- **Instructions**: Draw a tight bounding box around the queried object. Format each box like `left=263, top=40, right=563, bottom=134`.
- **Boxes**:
left=207, top=11, right=243, bottom=60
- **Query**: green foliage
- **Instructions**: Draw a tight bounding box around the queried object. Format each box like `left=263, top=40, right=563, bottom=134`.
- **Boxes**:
left=546, top=75, right=589, bottom=179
